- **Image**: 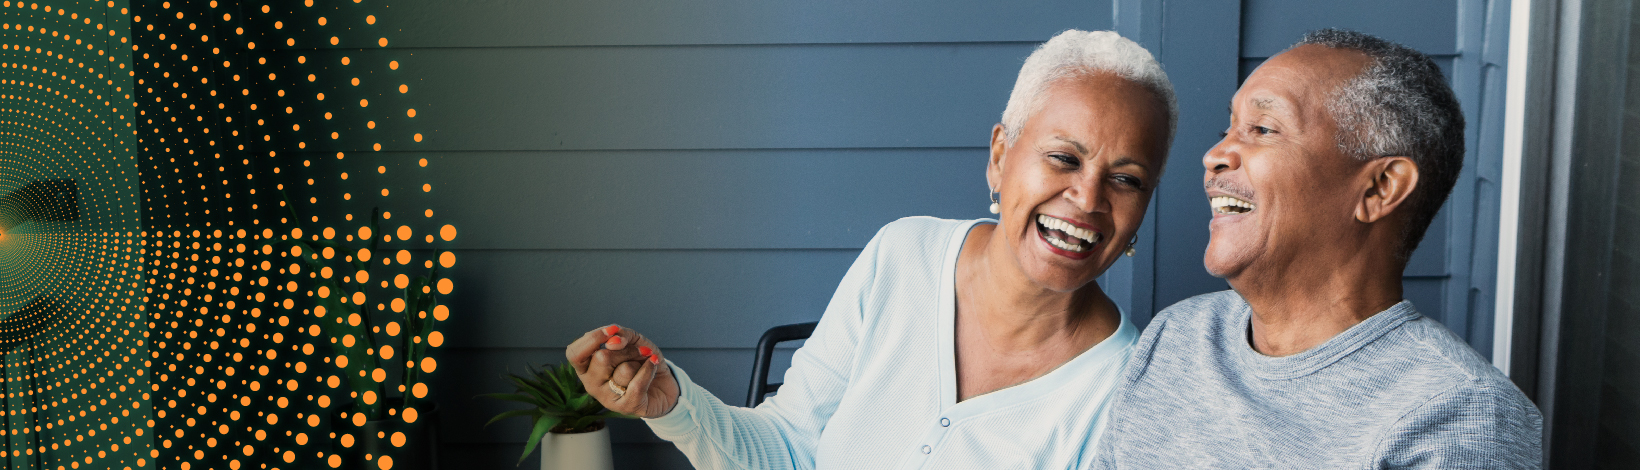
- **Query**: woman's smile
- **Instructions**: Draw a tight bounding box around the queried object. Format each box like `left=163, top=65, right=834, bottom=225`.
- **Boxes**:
left=1035, top=213, right=1101, bottom=259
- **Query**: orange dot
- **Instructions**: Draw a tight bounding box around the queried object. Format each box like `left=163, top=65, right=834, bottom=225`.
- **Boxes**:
left=428, top=331, right=445, bottom=347
left=439, top=225, right=456, bottom=241
left=329, top=36, right=339, bottom=45
left=390, top=432, right=407, bottom=447
left=396, top=250, right=412, bottom=265
left=359, top=227, right=373, bottom=241
left=402, top=407, right=419, bottom=424
left=381, top=188, right=390, bottom=196
left=407, top=108, right=417, bottom=118
left=422, top=183, right=432, bottom=192
left=434, top=305, right=450, bottom=321
left=397, top=225, right=413, bottom=240
left=367, top=15, right=377, bottom=25
left=329, top=455, right=342, bottom=467
left=359, top=98, right=369, bottom=107
left=436, top=278, right=453, bottom=295
left=419, top=158, right=429, bottom=167
left=398, top=84, right=408, bottom=93
left=378, top=37, right=388, bottom=47
left=389, top=60, right=399, bottom=70
left=439, top=252, right=456, bottom=268
left=341, top=57, right=351, bottom=65
left=412, top=383, right=429, bottom=398
left=414, top=133, right=424, bottom=142
left=379, top=455, right=394, bottom=470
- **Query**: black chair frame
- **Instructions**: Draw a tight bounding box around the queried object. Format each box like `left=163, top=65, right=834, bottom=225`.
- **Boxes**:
left=746, top=321, right=818, bottom=407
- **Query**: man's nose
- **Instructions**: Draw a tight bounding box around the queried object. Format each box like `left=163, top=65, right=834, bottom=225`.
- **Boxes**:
left=1203, top=135, right=1241, bottom=175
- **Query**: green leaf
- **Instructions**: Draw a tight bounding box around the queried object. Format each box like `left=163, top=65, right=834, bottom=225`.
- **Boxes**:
left=479, top=393, right=547, bottom=408
left=483, top=408, right=542, bottom=428
left=518, top=416, right=561, bottom=467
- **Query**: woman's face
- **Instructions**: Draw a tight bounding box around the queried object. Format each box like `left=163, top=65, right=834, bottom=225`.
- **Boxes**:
left=987, top=73, right=1170, bottom=293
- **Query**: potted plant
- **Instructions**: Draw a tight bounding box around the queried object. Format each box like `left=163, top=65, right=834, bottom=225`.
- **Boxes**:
left=482, top=363, right=632, bottom=469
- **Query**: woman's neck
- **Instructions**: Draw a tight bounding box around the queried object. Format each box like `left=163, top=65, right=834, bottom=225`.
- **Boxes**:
left=956, top=223, right=1116, bottom=358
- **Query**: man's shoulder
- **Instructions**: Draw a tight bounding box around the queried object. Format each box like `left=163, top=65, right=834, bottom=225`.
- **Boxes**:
left=1386, top=316, right=1538, bottom=417
left=1149, top=290, right=1245, bottom=329
left=1374, top=317, right=1543, bottom=466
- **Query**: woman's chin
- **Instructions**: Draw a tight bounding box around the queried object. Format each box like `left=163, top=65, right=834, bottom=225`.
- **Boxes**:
left=1019, top=257, right=1107, bottom=293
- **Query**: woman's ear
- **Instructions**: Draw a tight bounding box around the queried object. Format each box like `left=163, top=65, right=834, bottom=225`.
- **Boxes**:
left=1354, top=156, right=1419, bottom=224
left=988, top=124, right=1007, bottom=191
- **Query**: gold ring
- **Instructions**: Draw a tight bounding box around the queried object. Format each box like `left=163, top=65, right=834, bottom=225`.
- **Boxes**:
left=607, top=380, right=627, bottom=398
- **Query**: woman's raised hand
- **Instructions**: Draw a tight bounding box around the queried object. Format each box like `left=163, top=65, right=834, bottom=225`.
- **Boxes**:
left=566, top=324, right=681, bottom=419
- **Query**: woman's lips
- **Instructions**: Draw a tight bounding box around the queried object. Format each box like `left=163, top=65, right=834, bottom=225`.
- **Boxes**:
left=1035, top=214, right=1098, bottom=260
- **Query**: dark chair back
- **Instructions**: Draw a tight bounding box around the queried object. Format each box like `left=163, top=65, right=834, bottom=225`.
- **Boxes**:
left=746, top=321, right=818, bottom=407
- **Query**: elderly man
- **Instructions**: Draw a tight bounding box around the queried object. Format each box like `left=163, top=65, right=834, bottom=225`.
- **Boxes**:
left=1092, top=29, right=1542, bottom=468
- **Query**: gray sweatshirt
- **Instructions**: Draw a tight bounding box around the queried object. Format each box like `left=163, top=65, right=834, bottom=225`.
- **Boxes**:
left=1092, top=291, right=1542, bottom=469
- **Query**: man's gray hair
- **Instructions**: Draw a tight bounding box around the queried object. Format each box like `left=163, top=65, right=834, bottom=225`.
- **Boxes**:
left=1000, top=30, right=1177, bottom=148
left=1294, top=29, right=1465, bottom=260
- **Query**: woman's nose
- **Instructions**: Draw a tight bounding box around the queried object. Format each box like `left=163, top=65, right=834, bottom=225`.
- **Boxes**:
left=1062, top=176, right=1109, bottom=214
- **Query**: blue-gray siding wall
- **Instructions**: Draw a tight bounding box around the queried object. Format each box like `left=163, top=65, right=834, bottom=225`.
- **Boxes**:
left=407, top=1, right=1513, bottom=468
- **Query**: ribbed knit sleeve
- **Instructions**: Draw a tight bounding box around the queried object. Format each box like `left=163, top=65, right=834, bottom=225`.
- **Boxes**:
left=1374, top=379, right=1543, bottom=469
left=641, top=225, right=885, bottom=470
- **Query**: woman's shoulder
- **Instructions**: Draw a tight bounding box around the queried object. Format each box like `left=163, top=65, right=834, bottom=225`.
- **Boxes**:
left=871, top=216, right=990, bottom=253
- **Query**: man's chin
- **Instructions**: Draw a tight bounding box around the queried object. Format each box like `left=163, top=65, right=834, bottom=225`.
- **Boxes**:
left=1203, top=248, right=1247, bottom=280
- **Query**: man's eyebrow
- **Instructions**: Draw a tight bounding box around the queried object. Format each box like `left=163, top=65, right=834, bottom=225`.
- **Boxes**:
left=1054, top=136, right=1088, bottom=154
left=1253, top=98, right=1278, bottom=110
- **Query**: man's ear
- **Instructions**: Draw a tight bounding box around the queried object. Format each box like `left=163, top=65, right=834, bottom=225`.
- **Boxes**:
left=1355, top=156, right=1419, bottom=224
left=988, top=123, right=1007, bottom=191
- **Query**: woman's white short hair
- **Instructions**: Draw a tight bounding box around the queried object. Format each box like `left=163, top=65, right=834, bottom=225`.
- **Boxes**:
left=1000, top=30, right=1177, bottom=147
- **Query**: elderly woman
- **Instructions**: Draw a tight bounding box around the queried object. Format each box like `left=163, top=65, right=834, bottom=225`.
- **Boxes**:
left=566, top=30, right=1175, bottom=469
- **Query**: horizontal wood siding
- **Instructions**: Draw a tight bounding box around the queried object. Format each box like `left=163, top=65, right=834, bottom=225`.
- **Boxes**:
left=405, top=1, right=1117, bottom=468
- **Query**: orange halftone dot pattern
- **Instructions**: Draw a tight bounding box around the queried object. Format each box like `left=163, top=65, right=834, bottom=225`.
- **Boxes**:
left=131, top=0, right=450, bottom=468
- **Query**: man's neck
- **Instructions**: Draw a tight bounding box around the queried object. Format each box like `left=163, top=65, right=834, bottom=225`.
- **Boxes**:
left=1229, top=255, right=1404, bottom=357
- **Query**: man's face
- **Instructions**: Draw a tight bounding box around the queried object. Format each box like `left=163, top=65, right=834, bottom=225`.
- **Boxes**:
left=1201, top=45, right=1375, bottom=281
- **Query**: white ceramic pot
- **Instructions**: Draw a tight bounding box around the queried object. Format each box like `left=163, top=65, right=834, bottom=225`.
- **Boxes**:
left=540, top=426, right=614, bottom=470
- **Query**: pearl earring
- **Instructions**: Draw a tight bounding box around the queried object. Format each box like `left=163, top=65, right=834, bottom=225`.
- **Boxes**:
left=988, top=188, right=1000, bottom=214
left=1125, top=237, right=1137, bottom=257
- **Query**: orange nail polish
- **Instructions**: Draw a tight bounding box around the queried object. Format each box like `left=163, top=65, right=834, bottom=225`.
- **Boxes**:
left=607, top=336, right=623, bottom=346
left=604, top=325, right=620, bottom=336
left=638, top=346, right=652, bottom=356
left=649, top=355, right=660, bottom=364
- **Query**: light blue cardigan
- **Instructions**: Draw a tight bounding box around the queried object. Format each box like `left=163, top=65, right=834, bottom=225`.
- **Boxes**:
left=645, top=217, right=1136, bottom=470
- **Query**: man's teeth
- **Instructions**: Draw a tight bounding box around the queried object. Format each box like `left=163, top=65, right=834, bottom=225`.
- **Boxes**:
left=1210, top=196, right=1256, bottom=214
left=1036, top=214, right=1101, bottom=252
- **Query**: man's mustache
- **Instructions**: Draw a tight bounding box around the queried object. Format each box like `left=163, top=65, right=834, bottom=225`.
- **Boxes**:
left=1205, top=177, right=1255, bottom=200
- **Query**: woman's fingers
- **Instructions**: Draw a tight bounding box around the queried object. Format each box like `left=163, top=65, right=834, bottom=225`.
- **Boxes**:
left=610, top=360, right=640, bottom=388
left=566, top=324, right=620, bottom=374
left=619, top=355, right=660, bottom=416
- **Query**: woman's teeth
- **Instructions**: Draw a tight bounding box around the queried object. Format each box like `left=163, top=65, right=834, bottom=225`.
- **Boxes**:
left=1210, top=196, right=1256, bottom=214
left=1036, top=214, right=1100, bottom=253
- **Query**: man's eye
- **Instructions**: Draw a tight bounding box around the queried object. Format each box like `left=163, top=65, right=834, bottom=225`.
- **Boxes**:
left=1253, top=126, right=1275, bottom=135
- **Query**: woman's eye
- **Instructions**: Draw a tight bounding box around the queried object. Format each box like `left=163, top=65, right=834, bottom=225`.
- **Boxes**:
left=1114, top=175, right=1142, bottom=189
left=1050, top=154, right=1079, bottom=167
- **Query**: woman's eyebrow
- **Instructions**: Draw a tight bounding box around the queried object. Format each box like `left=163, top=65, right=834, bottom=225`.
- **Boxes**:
left=1111, top=157, right=1148, bottom=171
left=1053, top=136, right=1088, bottom=154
